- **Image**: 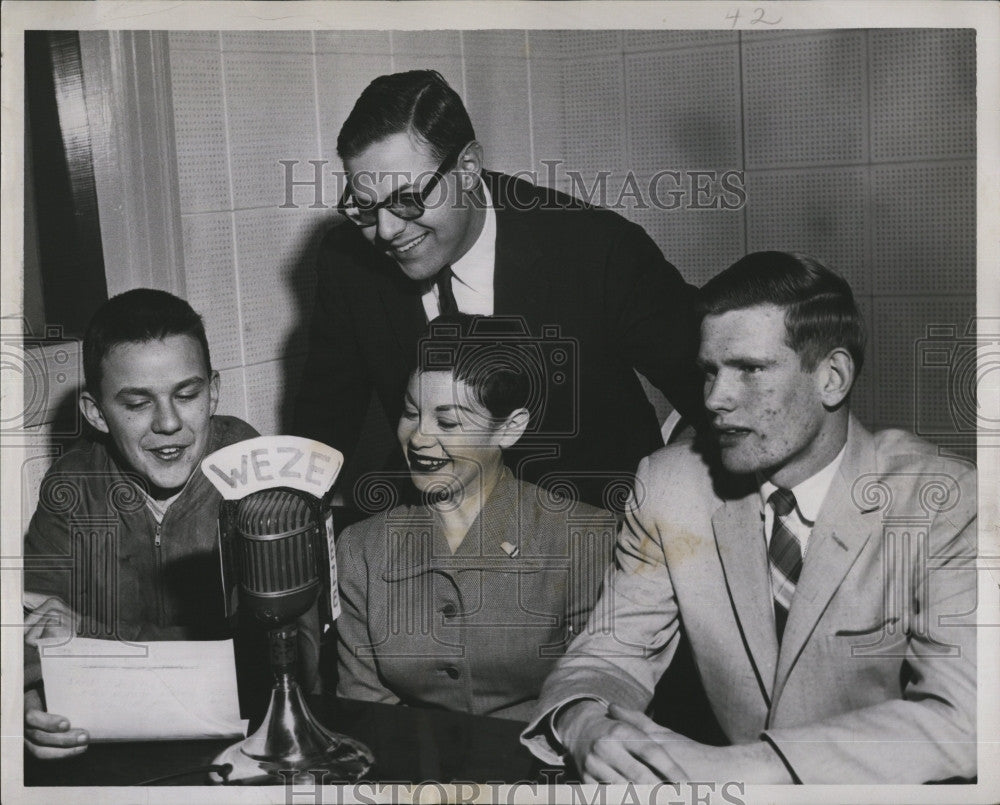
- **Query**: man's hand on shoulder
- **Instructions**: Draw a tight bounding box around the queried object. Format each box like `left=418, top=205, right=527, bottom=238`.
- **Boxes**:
left=24, top=688, right=89, bottom=760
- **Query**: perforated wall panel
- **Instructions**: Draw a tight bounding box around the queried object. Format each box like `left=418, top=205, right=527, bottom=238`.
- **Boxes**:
left=624, top=31, right=737, bottom=51
left=223, top=52, right=318, bottom=210
left=465, top=57, right=532, bottom=174
left=168, top=31, right=220, bottom=51
left=559, top=30, right=624, bottom=57
left=169, top=49, right=230, bottom=214
left=745, top=168, right=869, bottom=294
left=870, top=29, right=975, bottom=162
left=243, top=359, right=285, bottom=436
left=527, top=30, right=625, bottom=59
left=870, top=296, right=976, bottom=435
left=393, top=31, right=463, bottom=57
left=871, top=162, right=975, bottom=295
left=464, top=30, right=527, bottom=59
left=528, top=57, right=565, bottom=182
left=217, top=366, right=249, bottom=423
left=181, top=212, right=242, bottom=369
left=221, top=31, right=312, bottom=53
left=625, top=44, right=741, bottom=172
left=743, top=31, right=866, bottom=168
left=314, top=31, right=392, bottom=54
left=562, top=54, right=626, bottom=177
left=628, top=203, right=744, bottom=289
left=315, top=53, right=392, bottom=204
left=527, top=31, right=573, bottom=58
left=234, top=207, right=333, bottom=366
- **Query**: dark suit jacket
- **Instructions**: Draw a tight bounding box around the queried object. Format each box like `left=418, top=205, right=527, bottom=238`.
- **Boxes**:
left=523, top=418, right=978, bottom=783
left=294, top=171, right=703, bottom=508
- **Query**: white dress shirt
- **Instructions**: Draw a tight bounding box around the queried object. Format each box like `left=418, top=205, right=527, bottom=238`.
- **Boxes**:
left=759, top=444, right=847, bottom=557
left=421, top=181, right=497, bottom=320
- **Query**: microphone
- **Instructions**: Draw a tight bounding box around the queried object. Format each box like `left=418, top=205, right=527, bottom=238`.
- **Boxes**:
left=230, top=488, right=323, bottom=625
left=201, top=436, right=373, bottom=784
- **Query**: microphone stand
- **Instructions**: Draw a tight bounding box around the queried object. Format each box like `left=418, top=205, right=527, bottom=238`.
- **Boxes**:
left=209, top=622, right=373, bottom=785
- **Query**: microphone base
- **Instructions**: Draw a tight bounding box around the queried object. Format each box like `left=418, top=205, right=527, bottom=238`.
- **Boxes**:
left=208, top=675, right=373, bottom=785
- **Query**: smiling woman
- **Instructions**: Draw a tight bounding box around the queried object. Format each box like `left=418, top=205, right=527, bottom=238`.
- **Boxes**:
left=334, top=314, right=618, bottom=721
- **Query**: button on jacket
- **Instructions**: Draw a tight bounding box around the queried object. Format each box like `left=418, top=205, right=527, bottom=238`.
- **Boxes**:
left=336, top=470, right=617, bottom=721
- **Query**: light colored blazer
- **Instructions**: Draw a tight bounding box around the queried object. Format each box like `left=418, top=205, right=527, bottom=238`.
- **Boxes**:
left=522, top=417, right=977, bottom=783
left=336, top=470, right=617, bottom=721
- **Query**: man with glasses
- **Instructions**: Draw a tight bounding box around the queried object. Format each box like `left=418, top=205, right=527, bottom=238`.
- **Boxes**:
left=294, top=70, right=704, bottom=509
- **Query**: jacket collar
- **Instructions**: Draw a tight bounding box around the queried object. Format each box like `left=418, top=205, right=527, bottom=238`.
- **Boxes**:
left=382, top=468, right=528, bottom=581
left=486, top=172, right=553, bottom=319
left=771, top=416, right=879, bottom=700
left=370, top=171, right=554, bottom=348
left=712, top=415, right=877, bottom=705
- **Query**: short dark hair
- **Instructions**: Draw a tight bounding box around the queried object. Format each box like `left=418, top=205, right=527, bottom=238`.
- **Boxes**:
left=698, top=251, right=866, bottom=374
left=83, top=289, right=212, bottom=395
left=416, top=314, right=534, bottom=421
left=337, top=70, right=475, bottom=162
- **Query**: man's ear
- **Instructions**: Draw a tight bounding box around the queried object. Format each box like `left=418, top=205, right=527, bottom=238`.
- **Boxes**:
left=208, top=370, right=220, bottom=416
left=457, top=140, right=484, bottom=191
left=79, top=391, right=110, bottom=434
left=818, top=348, right=855, bottom=408
left=497, top=407, right=530, bottom=449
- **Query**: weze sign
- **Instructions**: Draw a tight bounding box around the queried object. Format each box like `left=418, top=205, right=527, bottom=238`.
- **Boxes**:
left=201, top=436, right=344, bottom=499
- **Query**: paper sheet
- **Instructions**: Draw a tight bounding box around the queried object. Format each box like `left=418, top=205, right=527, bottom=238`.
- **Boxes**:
left=38, top=637, right=249, bottom=742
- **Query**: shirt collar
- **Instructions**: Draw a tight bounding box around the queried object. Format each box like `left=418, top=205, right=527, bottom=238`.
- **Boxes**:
left=759, top=443, right=847, bottom=525
left=450, top=178, right=496, bottom=295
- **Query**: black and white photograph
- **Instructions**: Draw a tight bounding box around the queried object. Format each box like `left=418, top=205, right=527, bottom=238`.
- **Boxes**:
left=2, top=2, right=997, bottom=804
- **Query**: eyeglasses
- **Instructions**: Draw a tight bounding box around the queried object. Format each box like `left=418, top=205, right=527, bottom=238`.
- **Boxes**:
left=338, top=141, right=470, bottom=228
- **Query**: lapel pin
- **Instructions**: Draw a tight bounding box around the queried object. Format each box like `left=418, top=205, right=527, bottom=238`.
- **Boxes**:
left=500, top=541, right=520, bottom=558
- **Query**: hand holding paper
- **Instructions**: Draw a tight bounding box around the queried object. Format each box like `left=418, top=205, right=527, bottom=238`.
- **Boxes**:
left=38, top=637, right=248, bottom=742
left=23, top=591, right=82, bottom=646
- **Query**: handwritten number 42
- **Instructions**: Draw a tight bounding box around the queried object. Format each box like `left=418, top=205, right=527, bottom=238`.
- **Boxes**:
left=727, top=8, right=783, bottom=28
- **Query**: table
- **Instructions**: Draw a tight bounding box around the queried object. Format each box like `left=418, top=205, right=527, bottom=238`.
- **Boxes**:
left=23, top=696, right=570, bottom=787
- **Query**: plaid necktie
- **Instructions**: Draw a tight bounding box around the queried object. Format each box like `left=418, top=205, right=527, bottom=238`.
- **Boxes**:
left=435, top=265, right=458, bottom=317
left=768, top=488, right=802, bottom=642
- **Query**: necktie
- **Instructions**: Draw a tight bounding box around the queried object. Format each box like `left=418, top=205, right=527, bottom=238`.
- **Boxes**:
left=768, top=488, right=802, bottom=642
left=435, top=265, right=458, bottom=317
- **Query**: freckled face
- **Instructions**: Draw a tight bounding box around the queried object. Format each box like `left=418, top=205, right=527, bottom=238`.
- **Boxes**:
left=343, top=133, right=481, bottom=283
left=83, top=335, right=219, bottom=498
left=698, top=305, right=831, bottom=488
